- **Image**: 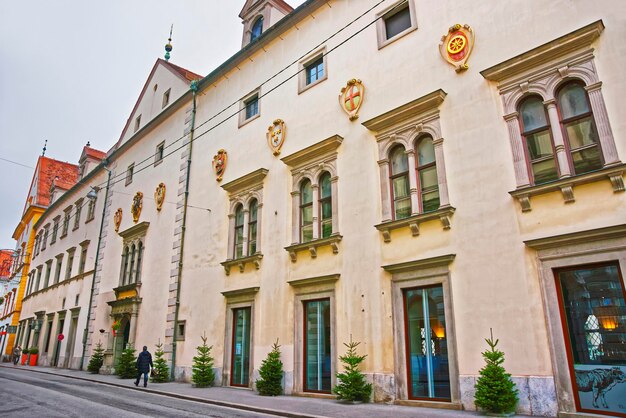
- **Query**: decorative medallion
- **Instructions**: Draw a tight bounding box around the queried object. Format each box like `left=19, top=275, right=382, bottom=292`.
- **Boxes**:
left=439, top=24, right=475, bottom=72
left=154, top=183, right=166, bottom=212
left=339, top=79, right=364, bottom=121
left=212, top=149, right=228, bottom=182
left=267, top=119, right=286, bottom=156
left=131, top=192, right=143, bottom=223
left=114, top=208, right=123, bottom=232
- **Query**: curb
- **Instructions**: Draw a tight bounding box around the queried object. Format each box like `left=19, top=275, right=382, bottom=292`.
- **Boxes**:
left=0, top=365, right=325, bottom=418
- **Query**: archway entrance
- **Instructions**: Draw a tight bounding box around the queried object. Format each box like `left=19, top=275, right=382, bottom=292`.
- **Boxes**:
left=113, top=316, right=131, bottom=366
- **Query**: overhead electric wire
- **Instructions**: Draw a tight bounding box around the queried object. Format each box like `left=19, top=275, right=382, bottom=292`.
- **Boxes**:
left=0, top=157, right=34, bottom=170
left=16, top=0, right=402, bottom=256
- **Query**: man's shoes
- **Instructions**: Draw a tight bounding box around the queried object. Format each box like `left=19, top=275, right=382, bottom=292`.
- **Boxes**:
left=144, top=384, right=147, bottom=388
left=134, top=381, right=138, bottom=387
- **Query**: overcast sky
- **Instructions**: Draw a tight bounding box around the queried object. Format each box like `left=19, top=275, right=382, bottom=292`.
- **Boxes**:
left=0, top=0, right=306, bottom=250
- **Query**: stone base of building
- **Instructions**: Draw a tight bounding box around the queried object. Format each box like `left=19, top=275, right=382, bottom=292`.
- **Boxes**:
left=460, top=375, right=558, bottom=417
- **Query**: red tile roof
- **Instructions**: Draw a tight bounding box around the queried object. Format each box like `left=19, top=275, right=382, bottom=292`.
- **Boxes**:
left=83, top=146, right=106, bottom=161
left=0, top=250, right=14, bottom=279
left=163, top=60, right=202, bottom=82
left=34, top=156, right=79, bottom=207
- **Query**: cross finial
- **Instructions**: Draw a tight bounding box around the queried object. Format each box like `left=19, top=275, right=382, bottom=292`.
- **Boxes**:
left=42, top=140, right=47, bottom=156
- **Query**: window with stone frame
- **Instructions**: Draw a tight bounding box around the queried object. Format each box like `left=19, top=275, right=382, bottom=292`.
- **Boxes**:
left=376, top=0, right=418, bottom=49
left=51, top=216, right=60, bottom=243
left=238, top=88, right=261, bottom=127
left=78, top=241, right=89, bottom=274
left=43, top=260, right=52, bottom=288
left=299, top=47, right=328, bottom=94
left=54, top=254, right=63, bottom=285
left=250, top=16, right=263, bottom=42
left=61, top=207, right=72, bottom=237
left=120, top=238, right=144, bottom=286
left=362, top=89, right=454, bottom=243
left=42, top=224, right=50, bottom=251
left=220, top=169, right=267, bottom=275
left=86, top=195, right=96, bottom=222
left=73, top=199, right=83, bottom=230
left=65, top=248, right=75, bottom=280
left=281, top=135, right=343, bottom=262
left=481, top=21, right=623, bottom=212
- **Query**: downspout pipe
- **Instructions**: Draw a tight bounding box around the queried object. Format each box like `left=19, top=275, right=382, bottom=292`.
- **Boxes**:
left=170, top=80, right=198, bottom=380
left=80, top=162, right=111, bottom=370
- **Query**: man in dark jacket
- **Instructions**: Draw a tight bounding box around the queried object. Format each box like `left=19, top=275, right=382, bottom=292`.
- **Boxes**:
left=134, top=346, right=154, bottom=387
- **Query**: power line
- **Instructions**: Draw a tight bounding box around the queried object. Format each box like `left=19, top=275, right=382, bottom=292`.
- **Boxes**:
left=0, top=157, right=34, bottom=170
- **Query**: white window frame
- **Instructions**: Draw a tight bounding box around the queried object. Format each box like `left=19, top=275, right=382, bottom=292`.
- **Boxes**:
left=298, top=47, right=328, bottom=94
left=238, top=88, right=261, bottom=128
left=125, top=163, right=134, bottom=186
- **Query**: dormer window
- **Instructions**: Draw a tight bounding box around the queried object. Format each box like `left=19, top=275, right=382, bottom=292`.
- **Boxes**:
left=250, top=17, right=263, bottom=42
left=162, top=88, right=171, bottom=108
left=134, top=115, right=142, bottom=133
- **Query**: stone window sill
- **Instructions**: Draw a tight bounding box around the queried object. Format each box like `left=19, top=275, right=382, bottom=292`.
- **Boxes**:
left=510, top=164, right=625, bottom=212
left=221, top=253, right=263, bottom=276
left=285, top=235, right=342, bottom=263
left=375, top=207, right=455, bottom=243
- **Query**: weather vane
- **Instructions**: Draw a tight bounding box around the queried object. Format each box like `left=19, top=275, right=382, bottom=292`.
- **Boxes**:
left=42, top=139, right=47, bottom=156
left=165, top=24, right=173, bottom=62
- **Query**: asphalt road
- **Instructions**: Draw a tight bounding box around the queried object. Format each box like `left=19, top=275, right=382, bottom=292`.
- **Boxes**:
left=0, top=367, right=279, bottom=418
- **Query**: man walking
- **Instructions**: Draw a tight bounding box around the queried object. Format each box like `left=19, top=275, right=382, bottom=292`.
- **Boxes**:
left=134, top=346, right=153, bottom=387
left=12, top=345, right=21, bottom=366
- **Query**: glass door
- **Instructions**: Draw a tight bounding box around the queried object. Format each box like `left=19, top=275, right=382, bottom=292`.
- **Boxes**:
left=304, top=299, right=331, bottom=392
left=231, top=307, right=251, bottom=387
left=555, top=263, right=626, bottom=417
left=403, top=285, right=450, bottom=400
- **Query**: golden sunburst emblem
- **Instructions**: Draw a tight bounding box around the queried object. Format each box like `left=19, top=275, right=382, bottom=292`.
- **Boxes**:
left=447, top=35, right=466, bottom=54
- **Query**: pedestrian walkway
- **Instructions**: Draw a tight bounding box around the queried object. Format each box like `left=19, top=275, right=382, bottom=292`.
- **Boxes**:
left=1, top=364, right=497, bottom=418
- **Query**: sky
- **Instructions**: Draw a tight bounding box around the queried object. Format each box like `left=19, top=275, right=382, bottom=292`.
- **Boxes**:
left=0, top=0, right=306, bottom=250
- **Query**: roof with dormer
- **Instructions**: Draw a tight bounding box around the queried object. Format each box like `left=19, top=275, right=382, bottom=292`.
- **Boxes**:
left=239, top=0, right=294, bottom=19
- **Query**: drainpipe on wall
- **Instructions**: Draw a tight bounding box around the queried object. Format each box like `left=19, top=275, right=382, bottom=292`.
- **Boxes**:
left=170, top=80, right=198, bottom=380
left=79, top=162, right=112, bottom=370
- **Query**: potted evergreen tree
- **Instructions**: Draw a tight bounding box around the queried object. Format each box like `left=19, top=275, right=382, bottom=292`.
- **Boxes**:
left=28, top=347, right=39, bottom=366
left=151, top=341, right=170, bottom=383
left=20, top=348, right=29, bottom=365
left=192, top=334, right=215, bottom=388
left=256, top=339, right=283, bottom=396
left=333, top=339, right=372, bottom=403
left=87, top=342, right=105, bottom=374
left=474, top=329, right=519, bottom=416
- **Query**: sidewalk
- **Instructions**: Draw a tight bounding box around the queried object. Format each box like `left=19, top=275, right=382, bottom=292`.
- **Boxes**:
left=1, top=364, right=492, bottom=418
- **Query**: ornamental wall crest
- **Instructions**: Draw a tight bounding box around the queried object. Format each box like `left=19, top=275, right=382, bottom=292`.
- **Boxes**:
left=114, top=208, right=123, bottom=232
left=339, top=79, right=364, bottom=121
left=131, top=192, right=143, bottom=223
left=267, top=119, right=286, bottom=156
left=154, top=183, right=166, bottom=212
left=439, top=24, right=475, bottom=72
left=212, top=149, right=228, bottom=182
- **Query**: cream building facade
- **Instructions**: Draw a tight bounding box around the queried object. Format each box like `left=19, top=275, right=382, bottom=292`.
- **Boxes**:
left=17, top=1, right=626, bottom=417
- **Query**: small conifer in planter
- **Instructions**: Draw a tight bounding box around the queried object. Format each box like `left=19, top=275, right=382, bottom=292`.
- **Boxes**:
left=192, top=334, right=215, bottom=388
left=474, top=329, right=519, bottom=416
left=151, top=341, right=170, bottom=383
left=333, top=339, right=372, bottom=403
left=116, top=345, right=137, bottom=379
left=87, top=342, right=105, bottom=374
left=256, top=339, right=283, bottom=396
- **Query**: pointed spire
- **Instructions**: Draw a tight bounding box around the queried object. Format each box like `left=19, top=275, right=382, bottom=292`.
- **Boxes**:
left=165, top=24, right=173, bottom=62
left=42, top=139, right=47, bottom=156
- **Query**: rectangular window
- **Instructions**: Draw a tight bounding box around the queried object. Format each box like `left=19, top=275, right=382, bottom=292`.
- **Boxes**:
left=155, top=141, right=165, bottom=165
left=230, top=308, right=251, bottom=387
left=51, top=217, right=60, bottom=243
left=134, top=114, right=141, bottom=132
left=75, top=294, right=79, bottom=306
left=384, top=2, right=411, bottom=39
left=78, top=246, right=88, bottom=274
left=304, top=299, right=332, bottom=393
left=126, top=163, right=134, bottom=186
left=61, top=208, right=71, bottom=237
left=54, top=256, right=63, bottom=284
left=73, top=199, right=83, bottom=230
left=176, top=320, right=186, bottom=341
left=86, top=197, right=96, bottom=222
left=555, top=263, right=626, bottom=416
left=403, top=285, right=451, bottom=400
left=162, top=88, right=171, bottom=108
left=306, top=57, right=324, bottom=85
left=44, top=319, right=53, bottom=353
left=65, top=252, right=74, bottom=280
left=245, top=96, right=259, bottom=120
left=34, top=267, right=42, bottom=293
left=44, top=261, right=52, bottom=288
left=42, top=226, right=49, bottom=251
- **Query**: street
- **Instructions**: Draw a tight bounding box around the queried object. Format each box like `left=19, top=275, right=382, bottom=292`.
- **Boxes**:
left=0, top=367, right=278, bottom=418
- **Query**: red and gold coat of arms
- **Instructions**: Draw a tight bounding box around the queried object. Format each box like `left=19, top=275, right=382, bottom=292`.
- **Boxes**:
left=267, top=119, right=286, bottom=156
left=339, top=79, right=364, bottom=121
left=212, top=149, right=228, bottom=182
left=131, top=192, right=143, bottom=223
left=154, top=183, right=166, bottom=212
left=439, top=24, right=475, bottom=72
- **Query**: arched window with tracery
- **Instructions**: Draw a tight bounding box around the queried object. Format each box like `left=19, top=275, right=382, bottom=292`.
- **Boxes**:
left=319, top=172, right=332, bottom=239
left=557, top=82, right=603, bottom=174
left=520, top=96, right=559, bottom=185
left=300, top=179, right=313, bottom=242
left=135, top=241, right=143, bottom=283
left=416, top=136, right=440, bottom=212
left=120, top=246, right=129, bottom=285
left=251, top=17, right=263, bottom=42
left=390, top=145, right=410, bottom=219
left=234, top=204, right=244, bottom=259
left=128, top=243, right=136, bottom=284
left=248, top=199, right=258, bottom=255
